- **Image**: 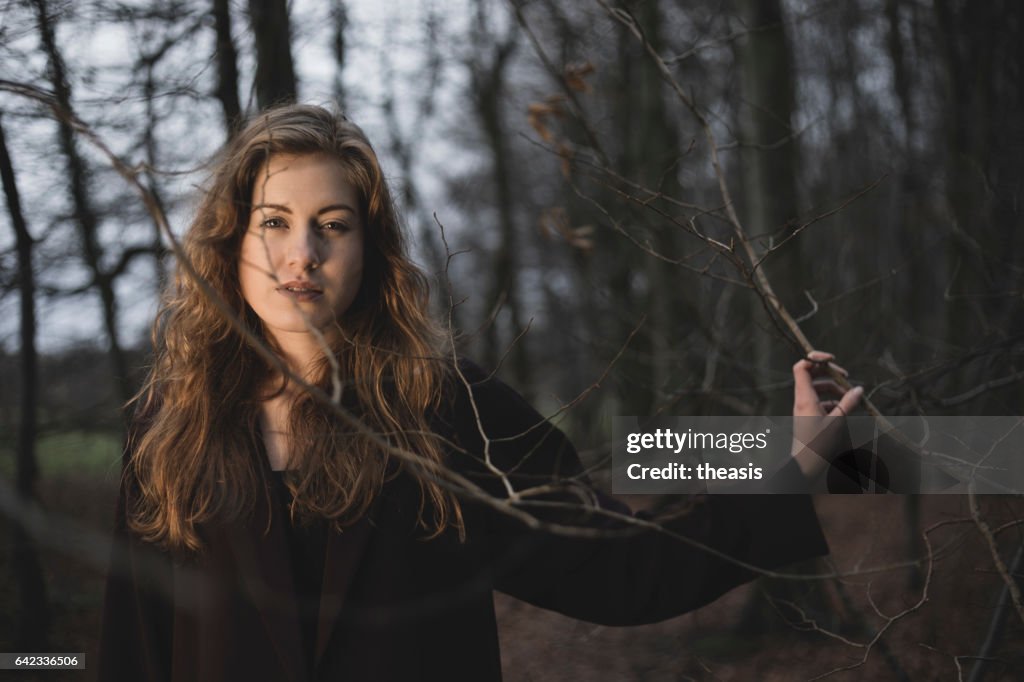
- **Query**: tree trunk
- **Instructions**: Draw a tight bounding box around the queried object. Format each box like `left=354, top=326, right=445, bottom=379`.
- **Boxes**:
left=607, top=0, right=685, bottom=416
left=142, top=64, right=169, bottom=290
left=33, top=0, right=133, bottom=405
left=0, top=115, right=50, bottom=651
left=885, top=0, right=926, bottom=590
left=934, top=0, right=1024, bottom=409
left=735, top=0, right=801, bottom=408
left=212, top=0, right=243, bottom=132
left=247, top=0, right=298, bottom=108
left=330, top=0, right=349, bottom=109
left=625, top=0, right=691, bottom=415
left=734, top=0, right=818, bottom=634
left=470, top=5, right=531, bottom=391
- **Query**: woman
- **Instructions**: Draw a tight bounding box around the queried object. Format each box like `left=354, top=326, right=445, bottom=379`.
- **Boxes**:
left=99, top=104, right=860, bottom=681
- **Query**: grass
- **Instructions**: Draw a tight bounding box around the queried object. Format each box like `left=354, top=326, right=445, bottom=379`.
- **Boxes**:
left=0, top=430, right=122, bottom=482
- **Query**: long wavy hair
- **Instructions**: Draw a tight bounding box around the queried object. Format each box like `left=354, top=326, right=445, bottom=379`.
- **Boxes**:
left=127, top=104, right=459, bottom=552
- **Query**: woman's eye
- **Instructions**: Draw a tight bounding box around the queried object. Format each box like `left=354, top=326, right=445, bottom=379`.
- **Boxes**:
left=259, top=217, right=286, bottom=229
left=320, top=221, right=349, bottom=233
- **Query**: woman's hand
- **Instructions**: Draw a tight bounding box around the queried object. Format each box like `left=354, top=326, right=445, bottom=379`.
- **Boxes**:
left=791, top=350, right=863, bottom=480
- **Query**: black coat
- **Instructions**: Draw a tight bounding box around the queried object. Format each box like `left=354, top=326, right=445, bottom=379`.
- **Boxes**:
left=98, top=362, right=828, bottom=681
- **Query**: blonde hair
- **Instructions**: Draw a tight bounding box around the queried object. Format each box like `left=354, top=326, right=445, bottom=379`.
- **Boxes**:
left=127, top=104, right=459, bottom=551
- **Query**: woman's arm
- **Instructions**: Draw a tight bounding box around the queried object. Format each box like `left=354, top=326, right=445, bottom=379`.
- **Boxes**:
left=446, top=360, right=830, bottom=626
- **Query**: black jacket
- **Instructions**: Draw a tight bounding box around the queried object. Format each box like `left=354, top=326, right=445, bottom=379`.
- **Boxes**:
left=98, top=362, right=828, bottom=681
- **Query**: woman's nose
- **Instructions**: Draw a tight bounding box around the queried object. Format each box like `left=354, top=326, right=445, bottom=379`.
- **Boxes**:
left=285, top=225, right=321, bottom=271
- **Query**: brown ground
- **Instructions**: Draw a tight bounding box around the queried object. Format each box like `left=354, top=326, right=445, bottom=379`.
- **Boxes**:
left=2, top=478, right=1022, bottom=681
left=497, top=495, right=1024, bottom=681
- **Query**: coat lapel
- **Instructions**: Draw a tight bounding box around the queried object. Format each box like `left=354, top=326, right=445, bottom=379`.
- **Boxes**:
left=314, top=511, right=375, bottom=667
left=227, top=485, right=309, bottom=682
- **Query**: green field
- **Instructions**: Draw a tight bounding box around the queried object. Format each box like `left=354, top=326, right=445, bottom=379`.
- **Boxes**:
left=0, top=431, right=122, bottom=481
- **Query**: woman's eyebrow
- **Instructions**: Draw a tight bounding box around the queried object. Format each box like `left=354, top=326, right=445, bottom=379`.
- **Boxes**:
left=317, top=203, right=356, bottom=215
left=249, top=203, right=355, bottom=215
left=251, top=202, right=290, bottom=213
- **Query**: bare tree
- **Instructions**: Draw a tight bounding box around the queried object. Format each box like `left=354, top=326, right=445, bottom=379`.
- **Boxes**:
left=330, top=0, right=349, bottom=109
left=468, top=1, right=532, bottom=390
left=734, top=0, right=801, bottom=395
left=32, top=0, right=135, bottom=405
left=0, top=115, right=50, bottom=650
left=212, top=0, right=243, bottom=133
left=247, top=0, right=298, bottom=108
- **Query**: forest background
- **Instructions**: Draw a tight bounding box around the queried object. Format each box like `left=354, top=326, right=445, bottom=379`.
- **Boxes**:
left=1, top=0, right=1023, bottom=679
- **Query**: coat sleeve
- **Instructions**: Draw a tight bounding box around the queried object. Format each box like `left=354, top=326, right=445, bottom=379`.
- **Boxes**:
left=446, top=360, right=829, bottom=627
left=97, top=437, right=174, bottom=682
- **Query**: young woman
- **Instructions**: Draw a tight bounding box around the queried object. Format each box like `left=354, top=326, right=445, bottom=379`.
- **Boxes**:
left=98, top=104, right=861, bottom=681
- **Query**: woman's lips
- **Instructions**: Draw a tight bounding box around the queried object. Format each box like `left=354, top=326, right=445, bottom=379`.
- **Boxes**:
left=277, top=281, right=323, bottom=302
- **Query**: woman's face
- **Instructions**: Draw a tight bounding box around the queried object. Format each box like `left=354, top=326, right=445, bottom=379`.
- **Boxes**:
left=238, top=153, right=365, bottom=339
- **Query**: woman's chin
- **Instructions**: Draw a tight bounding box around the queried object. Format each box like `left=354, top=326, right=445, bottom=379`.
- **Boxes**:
left=262, top=315, right=334, bottom=337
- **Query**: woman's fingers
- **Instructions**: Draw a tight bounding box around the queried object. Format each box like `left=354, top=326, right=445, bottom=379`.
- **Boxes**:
left=829, top=384, right=864, bottom=417
left=793, top=359, right=819, bottom=414
left=812, top=378, right=846, bottom=397
left=806, top=350, right=833, bottom=363
left=793, top=351, right=862, bottom=417
left=806, top=350, right=849, bottom=377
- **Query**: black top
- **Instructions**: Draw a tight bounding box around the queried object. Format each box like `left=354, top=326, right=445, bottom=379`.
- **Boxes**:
left=269, top=471, right=328, bottom=671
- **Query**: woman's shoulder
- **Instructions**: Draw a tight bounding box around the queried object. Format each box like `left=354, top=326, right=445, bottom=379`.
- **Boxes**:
left=435, top=356, right=584, bottom=482
left=448, top=357, right=549, bottom=416
left=440, top=357, right=548, bottom=435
